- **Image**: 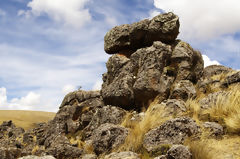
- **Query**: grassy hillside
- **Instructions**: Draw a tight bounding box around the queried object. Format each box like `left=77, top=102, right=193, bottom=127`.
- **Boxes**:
left=0, top=110, right=55, bottom=130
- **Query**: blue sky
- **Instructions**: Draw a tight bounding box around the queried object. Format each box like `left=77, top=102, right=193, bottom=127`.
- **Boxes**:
left=0, top=0, right=239, bottom=112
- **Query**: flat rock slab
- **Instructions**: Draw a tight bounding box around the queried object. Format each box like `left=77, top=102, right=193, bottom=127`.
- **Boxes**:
left=104, top=12, right=179, bottom=55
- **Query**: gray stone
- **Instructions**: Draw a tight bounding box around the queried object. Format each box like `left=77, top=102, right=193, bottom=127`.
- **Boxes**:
left=222, top=71, right=240, bottom=87
left=104, top=151, right=140, bottom=159
left=104, top=12, right=179, bottom=55
left=203, top=122, right=224, bottom=138
left=160, top=99, right=187, bottom=117
left=91, top=123, right=128, bottom=155
left=166, top=145, right=191, bottom=159
left=60, top=90, right=102, bottom=109
left=81, top=154, right=97, bottom=159
left=203, top=65, right=232, bottom=79
left=0, top=147, right=22, bottom=159
left=171, top=40, right=204, bottom=82
left=102, top=39, right=203, bottom=109
left=170, top=80, right=196, bottom=101
left=143, top=117, right=200, bottom=152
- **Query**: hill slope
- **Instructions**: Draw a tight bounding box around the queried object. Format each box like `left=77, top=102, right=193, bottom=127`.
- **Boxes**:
left=0, top=110, right=55, bottom=130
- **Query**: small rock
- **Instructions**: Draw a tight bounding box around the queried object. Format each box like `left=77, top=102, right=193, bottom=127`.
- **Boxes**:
left=203, top=122, right=224, bottom=138
left=170, top=80, right=196, bottom=101
left=81, top=154, right=97, bottom=159
left=104, top=151, right=140, bottom=159
left=91, top=123, right=128, bottom=155
left=166, top=145, right=191, bottom=159
left=222, top=71, right=240, bottom=87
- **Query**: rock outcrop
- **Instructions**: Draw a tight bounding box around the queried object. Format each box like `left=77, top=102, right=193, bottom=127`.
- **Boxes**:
left=1, top=12, right=237, bottom=159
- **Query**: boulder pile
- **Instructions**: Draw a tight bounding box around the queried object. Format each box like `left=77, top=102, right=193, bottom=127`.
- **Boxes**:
left=1, top=12, right=240, bottom=159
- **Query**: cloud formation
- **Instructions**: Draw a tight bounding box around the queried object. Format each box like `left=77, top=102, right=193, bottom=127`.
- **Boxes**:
left=154, top=0, right=240, bottom=40
left=202, top=55, right=220, bottom=67
left=0, top=87, right=41, bottom=110
left=21, top=0, right=91, bottom=28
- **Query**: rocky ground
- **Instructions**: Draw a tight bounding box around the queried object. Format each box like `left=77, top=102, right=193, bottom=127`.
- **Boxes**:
left=1, top=12, right=240, bottom=159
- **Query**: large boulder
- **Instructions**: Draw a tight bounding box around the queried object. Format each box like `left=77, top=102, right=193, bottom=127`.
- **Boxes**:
left=91, top=123, right=128, bottom=155
left=143, top=117, right=200, bottom=153
left=102, top=40, right=203, bottom=109
left=104, top=12, right=179, bottom=55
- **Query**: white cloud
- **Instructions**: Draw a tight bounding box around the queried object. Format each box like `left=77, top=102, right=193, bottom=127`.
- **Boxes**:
left=62, top=84, right=76, bottom=94
left=0, top=87, right=41, bottom=110
left=202, top=55, right=220, bottom=68
left=92, top=80, right=102, bottom=91
left=154, top=0, right=240, bottom=40
left=21, top=0, right=91, bottom=28
left=0, top=87, right=7, bottom=105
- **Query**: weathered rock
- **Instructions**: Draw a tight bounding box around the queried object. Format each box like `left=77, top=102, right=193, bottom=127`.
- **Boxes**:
left=101, top=54, right=135, bottom=108
left=143, top=117, right=200, bottom=152
left=91, top=123, right=128, bottom=155
left=170, top=80, right=196, bottom=101
left=104, top=12, right=179, bottom=55
left=171, top=40, right=204, bottom=82
left=102, top=41, right=173, bottom=108
left=146, top=12, right=179, bottom=45
left=18, top=155, right=56, bottom=159
left=102, top=39, right=203, bottom=109
left=0, top=147, right=22, bottom=159
left=159, top=99, right=187, bottom=117
left=45, top=135, right=83, bottom=159
left=60, top=90, right=103, bottom=109
left=222, top=71, right=240, bottom=87
left=203, top=122, right=224, bottom=138
left=81, top=105, right=126, bottom=139
left=104, top=151, right=140, bottom=159
left=81, top=154, right=97, bottom=159
left=202, top=65, right=232, bottom=79
left=166, top=145, right=191, bottom=159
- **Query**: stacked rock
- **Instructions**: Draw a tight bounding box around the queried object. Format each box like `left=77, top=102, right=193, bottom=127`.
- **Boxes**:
left=101, top=12, right=204, bottom=110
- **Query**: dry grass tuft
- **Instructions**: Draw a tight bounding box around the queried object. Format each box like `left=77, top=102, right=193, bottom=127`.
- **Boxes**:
left=206, top=85, right=240, bottom=133
left=119, top=100, right=172, bottom=153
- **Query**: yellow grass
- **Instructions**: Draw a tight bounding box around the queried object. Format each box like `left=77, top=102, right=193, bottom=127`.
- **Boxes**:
left=119, top=101, right=172, bottom=153
left=0, top=110, right=55, bottom=130
left=187, top=135, right=240, bottom=159
left=206, top=85, right=240, bottom=133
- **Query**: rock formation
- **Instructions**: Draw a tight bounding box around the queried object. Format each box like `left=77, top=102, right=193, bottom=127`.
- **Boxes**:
left=1, top=12, right=239, bottom=159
